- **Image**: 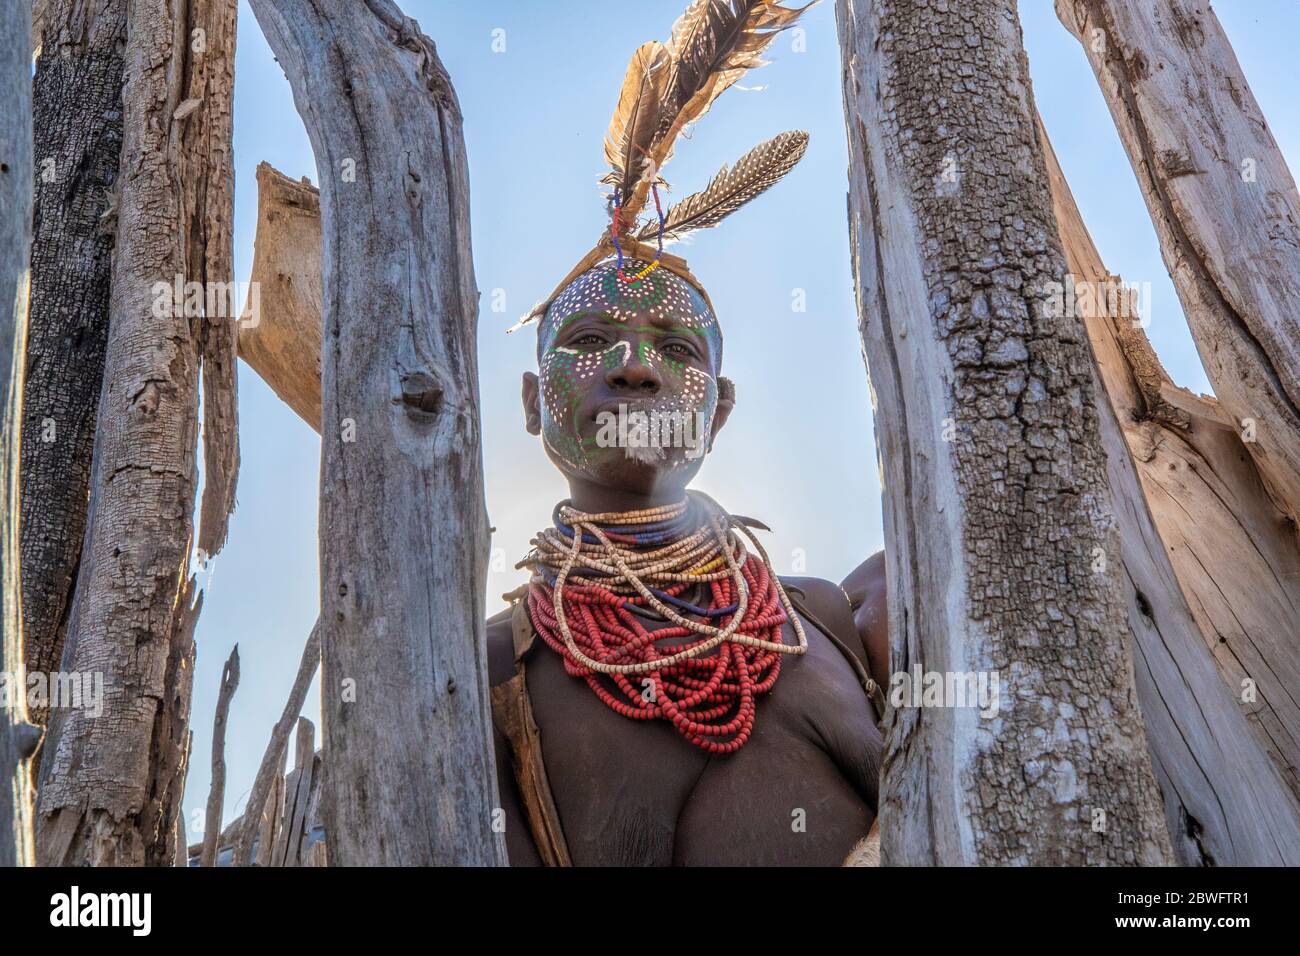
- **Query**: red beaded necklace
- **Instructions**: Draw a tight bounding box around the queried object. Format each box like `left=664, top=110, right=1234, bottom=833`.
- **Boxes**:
left=521, top=495, right=805, bottom=753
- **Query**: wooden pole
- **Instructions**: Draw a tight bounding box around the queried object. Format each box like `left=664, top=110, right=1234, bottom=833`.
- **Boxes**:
left=0, top=0, right=38, bottom=869
left=36, top=0, right=239, bottom=866
left=247, top=0, right=503, bottom=865
left=21, top=0, right=127, bottom=719
left=836, top=0, right=1173, bottom=864
left=201, top=645, right=241, bottom=866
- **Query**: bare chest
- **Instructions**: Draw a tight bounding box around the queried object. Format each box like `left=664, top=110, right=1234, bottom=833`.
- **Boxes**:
left=517, top=616, right=877, bottom=866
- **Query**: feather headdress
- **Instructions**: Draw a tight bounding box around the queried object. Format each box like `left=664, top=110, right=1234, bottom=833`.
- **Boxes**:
left=515, top=0, right=816, bottom=331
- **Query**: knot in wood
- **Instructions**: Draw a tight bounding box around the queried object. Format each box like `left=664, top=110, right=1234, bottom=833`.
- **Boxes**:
left=398, top=369, right=444, bottom=417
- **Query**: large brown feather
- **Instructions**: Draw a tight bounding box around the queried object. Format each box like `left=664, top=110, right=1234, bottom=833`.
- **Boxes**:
left=635, top=130, right=809, bottom=243
left=621, top=0, right=816, bottom=223
left=602, top=41, right=668, bottom=204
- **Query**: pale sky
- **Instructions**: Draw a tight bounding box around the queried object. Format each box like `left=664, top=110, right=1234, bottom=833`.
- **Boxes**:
left=180, top=0, right=1300, bottom=839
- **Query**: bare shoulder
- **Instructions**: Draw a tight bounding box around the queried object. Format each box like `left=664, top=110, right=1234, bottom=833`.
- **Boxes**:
left=779, top=574, right=869, bottom=672
left=841, top=551, right=886, bottom=610
left=839, top=552, right=888, bottom=692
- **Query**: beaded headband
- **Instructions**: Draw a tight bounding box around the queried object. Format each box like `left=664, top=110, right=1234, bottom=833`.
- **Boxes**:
left=512, top=1, right=816, bottom=332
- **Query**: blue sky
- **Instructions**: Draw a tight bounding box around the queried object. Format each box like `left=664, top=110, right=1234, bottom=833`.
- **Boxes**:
left=181, top=0, right=1300, bottom=839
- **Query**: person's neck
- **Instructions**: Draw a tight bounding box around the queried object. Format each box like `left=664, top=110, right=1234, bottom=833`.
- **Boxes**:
left=566, top=477, right=688, bottom=517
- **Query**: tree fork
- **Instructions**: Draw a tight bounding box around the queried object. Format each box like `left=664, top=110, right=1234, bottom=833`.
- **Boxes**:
left=1041, top=118, right=1300, bottom=863
left=1057, top=0, right=1300, bottom=523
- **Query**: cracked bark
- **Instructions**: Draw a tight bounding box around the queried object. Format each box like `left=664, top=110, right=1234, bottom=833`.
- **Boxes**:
left=22, top=0, right=126, bottom=726
left=247, top=0, right=503, bottom=865
left=1042, top=119, right=1300, bottom=863
left=1057, top=0, right=1300, bottom=522
left=2, top=0, right=38, bottom=869
left=837, top=0, right=1173, bottom=865
left=35, top=0, right=238, bottom=867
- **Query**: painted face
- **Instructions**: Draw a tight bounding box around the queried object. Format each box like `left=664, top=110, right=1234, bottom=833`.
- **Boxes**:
left=536, top=260, right=723, bottom=483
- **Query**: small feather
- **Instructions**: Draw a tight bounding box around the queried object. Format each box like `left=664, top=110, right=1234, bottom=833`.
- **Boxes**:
left=636, top=130, right=809, bottom=242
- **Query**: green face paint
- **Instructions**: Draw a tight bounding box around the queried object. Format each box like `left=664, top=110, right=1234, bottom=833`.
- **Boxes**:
left=537, top=261, right=722, bottom=474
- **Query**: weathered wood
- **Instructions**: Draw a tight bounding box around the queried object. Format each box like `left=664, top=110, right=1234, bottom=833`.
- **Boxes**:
left=836, top=0, right=1172, bottom=864
left=1042, top=120, right=1300, bottom=863
left=254, top=749, right=287, bottom=867
left=270, top=717, right=314, bottom=867
left=36, top=0, right=238, bottom=867
left=201, top=645, right=241, bottom=866
left=0, top=0, right=38, bottom=869
left=1056, top=0, right=1300, bottom=521
left=267, top=771, right=299, bottom=867
left=235, top=618, right=320, bottom=865
left=31, top=1, right=48, bottom=51
left=238, top=163, right=323, bottom=431
left=21, top=0, right=126, bottom=724
left=248, top=0, right=504, bottom=865
left=296, top=751, right=323, bottom=865
left=190, top=0, right=242, bottom=560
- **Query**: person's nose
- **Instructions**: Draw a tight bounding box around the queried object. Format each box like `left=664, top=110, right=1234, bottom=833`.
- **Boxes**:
left=606, top=344, right=662, bottom=394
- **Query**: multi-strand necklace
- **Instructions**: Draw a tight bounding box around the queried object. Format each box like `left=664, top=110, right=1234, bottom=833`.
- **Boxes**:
left=520, top=492, right=806, bottom=753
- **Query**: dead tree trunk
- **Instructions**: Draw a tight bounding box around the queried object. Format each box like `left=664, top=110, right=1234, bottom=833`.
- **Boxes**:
left=21, top=0, right=126, bottom=722
left=201, top=645, right=240, bottom=866
left=248, top=0, right=503, bottom=865
left=1042, top=121, right=1300, bottom=863
left=1056, top=0, right=1300, bottom=522
left=1, top=0, right=39, bottom=869
left=36, top=0, right=239, bottom=867
left=837, top=0, right=1173, bottom=865
left=1057, top=0, right=1300, bottom=813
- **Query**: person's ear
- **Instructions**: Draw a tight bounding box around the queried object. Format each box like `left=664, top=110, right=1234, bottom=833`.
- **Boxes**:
left=522, top=371, right=542, bottom=435
left=708, top=376, right=736, bottom=451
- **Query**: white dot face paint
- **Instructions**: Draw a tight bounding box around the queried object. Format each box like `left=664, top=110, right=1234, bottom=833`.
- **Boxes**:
left=536, top=261, right=722, bottom=475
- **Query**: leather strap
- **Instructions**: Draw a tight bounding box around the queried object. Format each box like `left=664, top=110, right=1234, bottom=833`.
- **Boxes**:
left=784, top=585, right=886, bottom=722
left=489, top=599, right=572, bottom=867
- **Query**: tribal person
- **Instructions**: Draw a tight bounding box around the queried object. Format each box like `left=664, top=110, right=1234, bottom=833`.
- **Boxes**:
left=487, top=0, right=888, bottom=867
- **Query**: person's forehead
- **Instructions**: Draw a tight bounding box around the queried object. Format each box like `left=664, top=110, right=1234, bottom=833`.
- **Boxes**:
left=543, top=264, right=717, bottom=334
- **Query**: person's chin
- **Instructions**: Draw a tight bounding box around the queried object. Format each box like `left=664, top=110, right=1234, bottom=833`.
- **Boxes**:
left=574, top=448, right=703, bottom=497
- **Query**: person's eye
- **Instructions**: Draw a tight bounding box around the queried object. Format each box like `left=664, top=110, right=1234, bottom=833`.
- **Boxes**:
left=661, top=341, right=694, bottom=357
left=573, top=333, right=609, bottom=347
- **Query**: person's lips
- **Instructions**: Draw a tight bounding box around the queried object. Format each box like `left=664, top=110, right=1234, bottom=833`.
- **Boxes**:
left=590, top=396, right=664, bottom=421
